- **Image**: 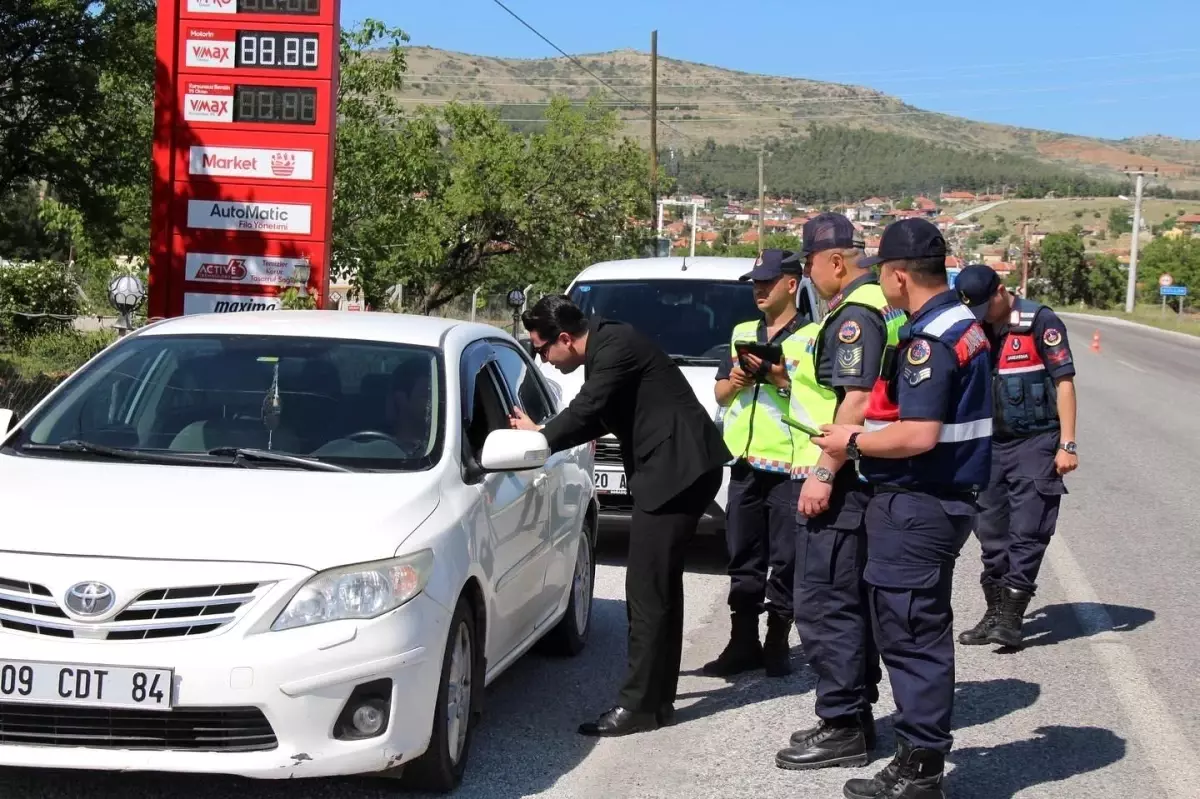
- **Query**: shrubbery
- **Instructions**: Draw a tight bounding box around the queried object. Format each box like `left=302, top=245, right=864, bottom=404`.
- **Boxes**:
left=0, top=260, right=81, bottom=339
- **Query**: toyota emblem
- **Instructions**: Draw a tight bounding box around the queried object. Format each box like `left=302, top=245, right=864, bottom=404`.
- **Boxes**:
left=64, top=582, right=116, bottom=617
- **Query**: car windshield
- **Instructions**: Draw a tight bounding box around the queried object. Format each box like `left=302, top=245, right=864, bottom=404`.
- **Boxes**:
left=7, top=334, right=444, bottom=472
left=568, top=279, right=758, bottom=363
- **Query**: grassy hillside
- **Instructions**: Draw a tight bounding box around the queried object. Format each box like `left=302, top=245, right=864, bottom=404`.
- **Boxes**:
left=398, top=47, right=1200, bottom=190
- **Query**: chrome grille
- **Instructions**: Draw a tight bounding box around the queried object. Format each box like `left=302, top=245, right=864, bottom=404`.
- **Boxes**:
left=0, top=578, right=265, bottom=641
left=594, top=438, right=623, bottom=465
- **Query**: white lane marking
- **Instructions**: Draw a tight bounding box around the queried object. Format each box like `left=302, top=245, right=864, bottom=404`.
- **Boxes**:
left=1117, top=359, right=1147, bottom=373
left=1046, top=535, right=1198, bottom=797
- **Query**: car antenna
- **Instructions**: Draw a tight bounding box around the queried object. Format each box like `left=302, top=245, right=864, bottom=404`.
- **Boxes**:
left=680, top=254, right=688, bottom=271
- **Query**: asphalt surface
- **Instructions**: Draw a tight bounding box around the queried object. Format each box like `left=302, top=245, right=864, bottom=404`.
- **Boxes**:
left=1, top=314, right=1197, bottom=798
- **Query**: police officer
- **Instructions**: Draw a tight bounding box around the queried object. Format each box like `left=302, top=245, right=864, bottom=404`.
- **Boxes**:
left=815, top=218, right=993, bottom=799
left=775, top=214, right=907, bottom=770
left=954, top=264, right=1078, bottom=649
left=706, top=249, right=808, bottom=678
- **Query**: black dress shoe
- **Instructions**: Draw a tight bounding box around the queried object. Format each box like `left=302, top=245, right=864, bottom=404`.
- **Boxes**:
left=577, top=706, right=659, bottom=737
left=657, top=703, right=676, bottom=727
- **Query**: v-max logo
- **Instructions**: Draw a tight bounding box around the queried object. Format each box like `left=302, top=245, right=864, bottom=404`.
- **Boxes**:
left=191, top=45, right=231, bottom=63
left=190, top=99, right=229, bottom=115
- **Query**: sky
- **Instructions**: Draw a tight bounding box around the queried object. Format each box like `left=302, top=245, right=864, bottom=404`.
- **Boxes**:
left=342, top=0, right=1198, bottom=142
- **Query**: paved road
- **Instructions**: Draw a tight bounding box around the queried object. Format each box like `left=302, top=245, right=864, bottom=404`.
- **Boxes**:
left=1, top=316, right=1197, bottom=798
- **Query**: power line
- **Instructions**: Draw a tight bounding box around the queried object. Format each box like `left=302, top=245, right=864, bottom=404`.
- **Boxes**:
left=488, top=0, right=694, bottom=143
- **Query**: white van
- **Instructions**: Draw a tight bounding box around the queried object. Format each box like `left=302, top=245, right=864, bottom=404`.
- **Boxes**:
left=538, top=256, right=821, bottom=534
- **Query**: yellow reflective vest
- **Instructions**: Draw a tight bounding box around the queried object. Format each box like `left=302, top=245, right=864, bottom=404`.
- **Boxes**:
left=721, top=319, right=809, bottom=473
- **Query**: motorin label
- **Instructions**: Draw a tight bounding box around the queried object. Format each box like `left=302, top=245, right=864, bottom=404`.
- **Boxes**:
left=185, top=29, right=236, bottom=69
left=186, top=200, right=312, bottom=234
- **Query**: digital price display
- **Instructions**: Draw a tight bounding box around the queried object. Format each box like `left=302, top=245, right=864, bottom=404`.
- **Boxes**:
left=237, top=30, right=319, bottom=69
left=234, top=85, right=317, bottom=124
left=237, top=0, right=320, bottom=14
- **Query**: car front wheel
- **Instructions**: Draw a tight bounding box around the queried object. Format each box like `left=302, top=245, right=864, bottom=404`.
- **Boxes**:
left=401, top=596, right=480, bottom=792
left=543, top=517, right=595, bottom=656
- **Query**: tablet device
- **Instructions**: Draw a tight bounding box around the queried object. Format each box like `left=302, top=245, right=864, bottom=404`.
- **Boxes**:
left=782, top=415, right=825, bottom=438
left=734, top=341, right=784, bottom=365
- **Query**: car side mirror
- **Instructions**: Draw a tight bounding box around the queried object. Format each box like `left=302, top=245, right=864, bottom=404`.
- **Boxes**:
left=480, top=429, right=550, bottom=472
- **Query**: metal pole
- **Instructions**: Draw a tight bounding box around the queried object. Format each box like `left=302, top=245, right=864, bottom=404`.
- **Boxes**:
left=757, top=150, right=765, bottom=249
left=470, top=286, right=482, bottom=322
left=690, top=202, right=697, bottom=257
left=657, top=200, right=664, bottom=236
left=649, top=31, right=658, bottom=218
left=1020, top=223, right=1030, bottom=297
left=522, top=284, right=533, bottom=314
left=1125, top=171, right=1147, bottom=314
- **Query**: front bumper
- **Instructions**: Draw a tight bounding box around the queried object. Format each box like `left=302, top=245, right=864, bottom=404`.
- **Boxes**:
left=0, top=593, right=450, bottom=779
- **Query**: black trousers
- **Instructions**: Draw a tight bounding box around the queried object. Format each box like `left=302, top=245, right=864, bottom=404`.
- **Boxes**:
left=618, top=468, right=724, bottom=713
left=725, top=460, right=797, bottom=617
left=976, top=430, right=1067, bottom=595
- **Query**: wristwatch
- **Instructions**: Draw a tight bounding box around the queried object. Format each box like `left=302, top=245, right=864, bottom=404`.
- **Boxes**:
left=813, top=466, right=835, bottom=484
left=846, top=432, right=862, bottom=461
left=1059, top=441, right=1077, bottom=455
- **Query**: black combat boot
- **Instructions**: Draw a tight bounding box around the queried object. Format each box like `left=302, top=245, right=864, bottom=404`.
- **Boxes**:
left=843, top=739, right=946, bottom=799
left=957, top=583, right=1002, bottom=645
left=791, top=706, right=876, bottom=751
left=986, top=586, right=1033, bottom=648
left=776, top=717, right=869, bottom=770
left=702, top=612, right=763, bottom=677
left=763, top=611, right=793, bottom=677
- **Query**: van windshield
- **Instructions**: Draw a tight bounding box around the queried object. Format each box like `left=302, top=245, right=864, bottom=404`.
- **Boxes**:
left=569, top=279, right=759, bottom=364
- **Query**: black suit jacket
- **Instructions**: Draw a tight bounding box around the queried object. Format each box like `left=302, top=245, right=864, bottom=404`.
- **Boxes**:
left=541, top=316, right=732, bottom=512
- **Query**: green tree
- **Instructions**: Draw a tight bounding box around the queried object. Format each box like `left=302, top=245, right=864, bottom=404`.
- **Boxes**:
left=1036, top=232, right=1087, bottom=304
left=980, top=229, right=1003, bottom=245
left=1135, top=237, right=1200, bottom=303
left=1085, top=254, right=1125, bottom=309
left=1108, top=207, right=1132, bottom=236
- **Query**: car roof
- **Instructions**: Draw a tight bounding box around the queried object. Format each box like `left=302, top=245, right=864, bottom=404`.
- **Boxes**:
left=569, top=256, right=756, bottom=284
left=135, top=310, right=512, bottom=349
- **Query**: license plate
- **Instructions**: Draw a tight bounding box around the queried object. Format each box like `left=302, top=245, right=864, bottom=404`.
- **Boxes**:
left=594, top=467, right=627, bottom=495
left=0, top=659, right=174, bottom=711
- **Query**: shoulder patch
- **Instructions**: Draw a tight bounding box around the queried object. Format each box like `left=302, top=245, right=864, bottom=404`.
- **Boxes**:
left=903, top=366, right=933, bottom=386
left=838, top=320, right=862, bottom=344
left=906, top=338, right=931, bottom=365
left=837, top=345, right=864, bottom=377
left=1043, top=327, right=1063, bottom=347
left=953, top=323, right=990, bottom=366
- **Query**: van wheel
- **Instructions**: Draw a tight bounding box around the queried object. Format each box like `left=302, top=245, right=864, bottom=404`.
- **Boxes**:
left=543, top=519, right=595, bottom=656
left=402, top=597, right=480, bottom=792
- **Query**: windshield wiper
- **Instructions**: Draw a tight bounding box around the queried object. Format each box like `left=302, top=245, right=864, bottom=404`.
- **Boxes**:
left=670, top=354, right=719, bottom=366
left=21, top=440, right=211, bottom=466
left=207, top=447, right=356, bottom=473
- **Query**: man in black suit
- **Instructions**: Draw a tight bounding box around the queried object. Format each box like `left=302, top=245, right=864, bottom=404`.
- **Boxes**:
left=510, top=294, right=731, bottom=737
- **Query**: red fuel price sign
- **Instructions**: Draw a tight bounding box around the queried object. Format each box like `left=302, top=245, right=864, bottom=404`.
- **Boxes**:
left=149, top=0, right=340, bottom=318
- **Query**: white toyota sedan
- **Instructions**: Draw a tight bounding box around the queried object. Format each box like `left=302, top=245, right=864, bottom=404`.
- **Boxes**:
left=0, top=311, right=597, bottom=792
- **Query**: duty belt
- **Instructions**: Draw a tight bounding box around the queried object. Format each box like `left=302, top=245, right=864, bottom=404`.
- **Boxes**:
left=873, top=483, right=980, bottom=503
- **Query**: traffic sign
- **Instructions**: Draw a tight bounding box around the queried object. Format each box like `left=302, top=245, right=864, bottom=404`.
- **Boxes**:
left=149, top=0, right=340, bottom=318
left=1160, top=285, right=1188, bottom=297
left=1160, top=274, right=1173, bottom=287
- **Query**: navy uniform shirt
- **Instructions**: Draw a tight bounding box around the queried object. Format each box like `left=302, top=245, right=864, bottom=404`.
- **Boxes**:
left=715, top=311, right=806, bottom=381
left=817, top=273, right=889, bottom=399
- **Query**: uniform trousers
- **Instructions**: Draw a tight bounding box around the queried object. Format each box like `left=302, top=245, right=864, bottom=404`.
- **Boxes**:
left=793, top=468, right=881, bottom=720
left=864, top=488, right=976, bottom=753
left=976, top=430, right=1067, bottom=595
left=725, top=460, right=797, bottom=617
left=619, top=468, right=724, bottom=713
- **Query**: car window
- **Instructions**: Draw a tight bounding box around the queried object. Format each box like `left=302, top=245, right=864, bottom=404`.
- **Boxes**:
left=464, top=363, right=511, bottom=461
left=10, top=334, right=444, bottom=472
left=569, top=279, right=758, bottom=363
left=491, top=343, right=554, bottom=424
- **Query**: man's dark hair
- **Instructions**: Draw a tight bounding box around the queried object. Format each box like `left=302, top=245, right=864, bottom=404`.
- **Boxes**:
left=897, top=257, right=948, bottom=287
left=521, top=294, right=588, bottom=340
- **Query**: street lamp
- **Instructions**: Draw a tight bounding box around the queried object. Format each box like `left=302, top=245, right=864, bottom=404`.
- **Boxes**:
left=506, top=288, right=526, bottom=338
left=107, top=274, right=145, bottom=337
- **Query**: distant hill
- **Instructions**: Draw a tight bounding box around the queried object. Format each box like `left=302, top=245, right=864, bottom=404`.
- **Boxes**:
left=398, top=47, right=1200, bottom=192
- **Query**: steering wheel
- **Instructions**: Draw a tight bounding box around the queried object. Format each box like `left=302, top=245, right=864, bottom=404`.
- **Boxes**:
left=345, top=430, right=403, bottom=446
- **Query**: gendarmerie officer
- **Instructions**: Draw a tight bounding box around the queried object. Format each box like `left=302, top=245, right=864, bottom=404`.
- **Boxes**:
left=706, top=249, right=808, bottom=678
left=776, top=214, right=906, bottom=770
left=954, top=264, right=1079, bottom=649
left=815, top=218, right=993, bottom=799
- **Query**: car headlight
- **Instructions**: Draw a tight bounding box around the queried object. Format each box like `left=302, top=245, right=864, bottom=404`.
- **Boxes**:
left=271, top=550, right=435, bottom=632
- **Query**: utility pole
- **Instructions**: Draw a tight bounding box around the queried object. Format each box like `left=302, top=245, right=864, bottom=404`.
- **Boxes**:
left=1123, top=167, right=1154, bottom=314
left=757, top=149, right=765, bottom=249
left=649, top=31, right=658, bottom=217
left=1021, top=223, right=1030, bottom=297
